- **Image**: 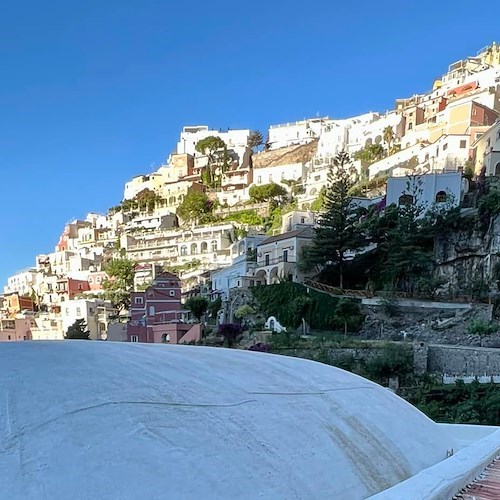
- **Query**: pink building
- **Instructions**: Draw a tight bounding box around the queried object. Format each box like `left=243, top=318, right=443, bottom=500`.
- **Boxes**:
left=56, top=278, right=91, bottom=300
left=0, top=318, right=32, bottom=342
left=88, top=271, right=108, bottom=292
left=127, top=272, right=200, bottom=343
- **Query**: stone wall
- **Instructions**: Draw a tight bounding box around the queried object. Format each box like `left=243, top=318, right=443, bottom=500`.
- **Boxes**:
left=424, top=343, right=500, bottom=383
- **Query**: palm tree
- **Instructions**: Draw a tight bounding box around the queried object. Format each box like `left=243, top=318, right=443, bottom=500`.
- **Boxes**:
left=383, top=126, right=395, bottom=156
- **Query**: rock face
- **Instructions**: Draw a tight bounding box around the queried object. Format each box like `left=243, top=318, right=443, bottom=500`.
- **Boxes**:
left=359, top=302, right=500, bottom=347
left=435, top=211, right=500, bottom=299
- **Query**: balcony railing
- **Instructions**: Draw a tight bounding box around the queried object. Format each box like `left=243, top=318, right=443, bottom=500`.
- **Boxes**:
left=257, top=256, right=296, bottom=267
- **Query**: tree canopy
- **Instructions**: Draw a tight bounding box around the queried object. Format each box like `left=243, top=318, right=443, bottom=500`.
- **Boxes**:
left=65, top=319, right=91, bottom=340
left=307, top=152, right=363, bottom=289
left=249, top=182, right=288, bottom=203
left=185, top=296, right=209, bottom=321
left=195, top=136, right=230, bottom=188
left=247, top=130, right=264, bottom=150
left=353, top=144, right=386, bottom=164
left=102, top=258, right=136, bottom=310
left=176, top=191, right=216, bottom=225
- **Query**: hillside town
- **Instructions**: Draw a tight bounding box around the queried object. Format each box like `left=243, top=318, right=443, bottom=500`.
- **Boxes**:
left=3, top=42, right=500, bottom=355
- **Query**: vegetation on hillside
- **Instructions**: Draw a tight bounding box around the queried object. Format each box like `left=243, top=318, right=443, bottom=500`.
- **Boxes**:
left=65, top=319, right=91, bottom=340
left=102, top=258, right=136, bottom=310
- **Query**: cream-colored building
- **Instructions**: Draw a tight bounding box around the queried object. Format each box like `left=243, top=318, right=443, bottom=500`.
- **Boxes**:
left=254, top=227, right=315, bottom=285
left=471, top=120, right=500, bottom=175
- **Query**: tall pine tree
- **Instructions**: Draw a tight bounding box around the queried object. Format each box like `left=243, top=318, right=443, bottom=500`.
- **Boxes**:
left=65, top=319, right=91, bottom=340
left=309, top=151, right=363, bottom=289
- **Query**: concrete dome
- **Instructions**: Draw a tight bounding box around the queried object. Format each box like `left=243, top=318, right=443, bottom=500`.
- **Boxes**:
left=0, top=342, right=455, bottom=499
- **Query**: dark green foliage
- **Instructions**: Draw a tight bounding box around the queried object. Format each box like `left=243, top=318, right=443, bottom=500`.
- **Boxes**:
left=467, top=319, right=497, bottom=336
left=195, top=136, right=231, bottom=188
left=251, top=282, right=347, bottom=330
left=224, top=209, right=263, bottom=226
left=65, top=319, right=91, bottom=340
left=176, top=191, right=217, bottom=224
left=310, top=186, right=326, bottom=212
left=249, top=183, right=288, bottom=203
left=353, top=143, right=386, bottom=164
left=308, top=152, right=363, bottom=288
left=408, top=380, right=500, bottom=425
left=102, top=258, right=136, bottom=310
left=218, top=323, right=243, bottom=347
left=185, top=296, right=209, bottom=321
left=247, top=130, right=263, bottom=150
left=364, top=344, right=412, bottom=382
left=334, top=298, right=364, bottom=336
left=208, top=297, right=222, bottom=318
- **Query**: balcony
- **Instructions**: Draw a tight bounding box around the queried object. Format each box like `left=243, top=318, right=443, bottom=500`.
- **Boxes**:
left=257, top=256, right=297, bottom=267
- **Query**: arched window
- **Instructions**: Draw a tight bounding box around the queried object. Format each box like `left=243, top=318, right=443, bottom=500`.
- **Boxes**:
left=211, top=240, right=218, bottom=252
left=161, top=333, right=170, bottom=343
left=190, top=243, right=197, bottom=255
left=398, top=194, right=414, bottom=206
left=201, top=242, right=208, bottom=253
left=495, top=162, right=500, bottom=176
left=180, top=245, right=187, bottom=256
left=435, top=191, right=448, bottom=203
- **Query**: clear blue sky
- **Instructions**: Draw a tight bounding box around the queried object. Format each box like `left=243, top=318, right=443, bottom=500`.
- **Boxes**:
left=1, top=0, right=499, bottom=286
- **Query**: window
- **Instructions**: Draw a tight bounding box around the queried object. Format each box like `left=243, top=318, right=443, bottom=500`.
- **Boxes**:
left=65, top=308, right=69, bottom=315
left=300, top=217, right=305, bottom=224
left=135, top=297, right=144, bottom=305
left=76, top=307, right=82, bottom=316
left=283, top=250, right=288, bottom=262
left=268, top=174, right=273, bottom=182
left=495, top=162, right=500, bottom=176
left=443, top=143, right=448, bottom=151
left=398, top=194, right=414, bottom=206
left=435, top=191, right=448, bottom=203
left=408, top=123, right=413, bottom=130
left=130, top=335, right=139, bottom=343
left=265, top=254, right=270, bottom=266
left=281, top=172, right=285, bottom=179
left=257, top=176, right=262, bottom=184
left=180, top=245, right=187, bottom=256
left=459, top=140, right=467, bottom=149
left=88, top=277, right=93, bottom=284
left=96, top=276, right=102, bottom=284
left=149, top=306, right=155, bottom=317
left=169, top=290, right=175, bottom=297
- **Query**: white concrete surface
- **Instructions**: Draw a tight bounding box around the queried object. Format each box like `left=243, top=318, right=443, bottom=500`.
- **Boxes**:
left=0, top=342, right=462, bottom=499
left=370, top=428, right=500, bottom=500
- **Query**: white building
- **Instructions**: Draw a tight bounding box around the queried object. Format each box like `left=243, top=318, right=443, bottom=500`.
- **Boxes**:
left=210, top=235, right=267, bottom=297
left=31, top=312, right=64, bottom=340
left=4, top=269, right=40, bottom=296
left=386, top=172, right=463, bottom=213
left=62, top=298, right=116, bottom=341
left=267, top=117, right=333, bottom=150
left=122, top=222, right=237, bottom=271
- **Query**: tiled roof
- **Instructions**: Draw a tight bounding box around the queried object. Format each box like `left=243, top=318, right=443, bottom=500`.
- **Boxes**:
left=260, top=227, right=314, bottom=245
left=454, top=456, right=500, bottom=500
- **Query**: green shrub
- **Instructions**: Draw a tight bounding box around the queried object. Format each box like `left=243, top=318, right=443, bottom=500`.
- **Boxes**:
left=467, top=319, right=497, bottom=336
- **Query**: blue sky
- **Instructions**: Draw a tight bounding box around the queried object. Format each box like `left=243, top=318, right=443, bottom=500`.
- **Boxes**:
left=1, top=0, right=499, bottom=286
